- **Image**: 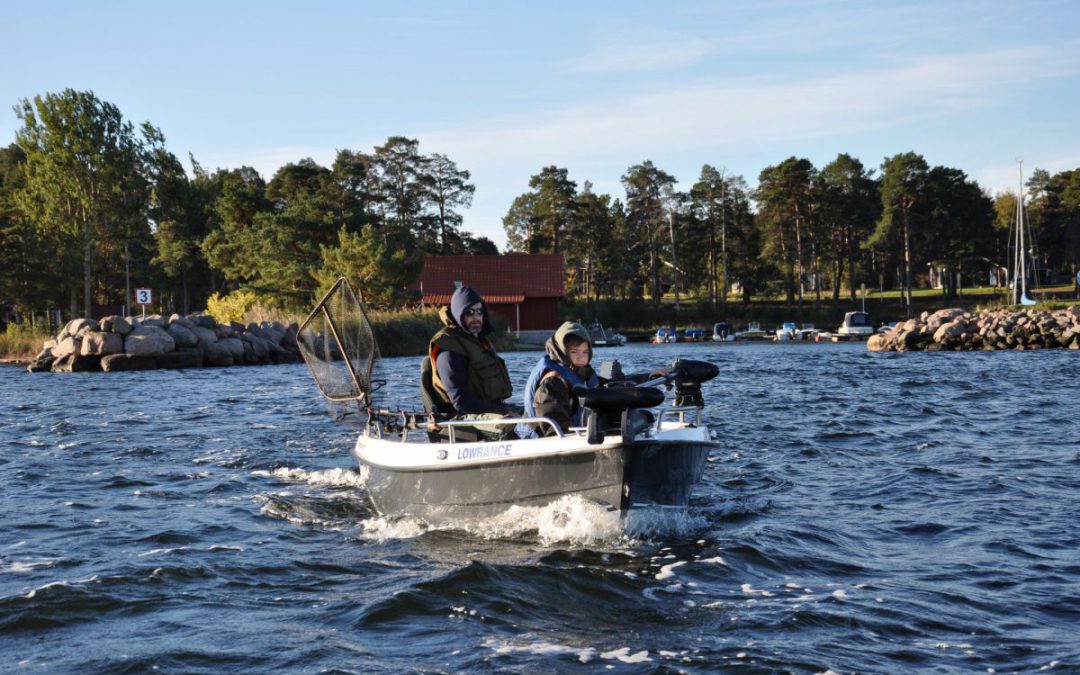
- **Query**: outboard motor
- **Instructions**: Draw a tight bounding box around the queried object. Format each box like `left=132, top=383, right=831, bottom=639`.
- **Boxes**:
left=575, top=384, right=664, bottom=445
left=668, top=358, right=719, bottom=408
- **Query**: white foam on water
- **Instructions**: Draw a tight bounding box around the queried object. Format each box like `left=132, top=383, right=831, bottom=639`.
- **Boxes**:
left=457, top=495, right=624, bottom=546
left=252, top=466, right=366, bottom=488
left=207, top=544, right=244, bottom=552
left=656, top=560, right=688, bottom=580
left=25, top=574, right=99, bottom=599
left=599, top=647, right=652, bottom=663
left=485, top=636, right=598, bottom=663
left=355, top=515, right=429, bottom=541
left=3, top=559, right=59, bottom=573
left=136, top=547, right=190, bottom=557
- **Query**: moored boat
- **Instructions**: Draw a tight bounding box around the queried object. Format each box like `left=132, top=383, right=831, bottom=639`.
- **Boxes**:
left=832, top=311, right=874, bottom=341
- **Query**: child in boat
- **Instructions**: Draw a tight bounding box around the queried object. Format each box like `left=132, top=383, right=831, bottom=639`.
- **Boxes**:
left=523, top=322, right=669, bottom=436
left=523, top=322, right=598, bottom=435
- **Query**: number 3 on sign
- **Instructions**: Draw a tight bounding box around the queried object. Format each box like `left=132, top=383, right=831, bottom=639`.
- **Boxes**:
left=135, top=288, right=152, bottom=305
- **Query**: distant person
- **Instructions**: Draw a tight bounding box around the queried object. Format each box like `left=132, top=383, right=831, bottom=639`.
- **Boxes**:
left=427, top=286, right=519, bottom=439
left=524, top=322, right=669, bottom=436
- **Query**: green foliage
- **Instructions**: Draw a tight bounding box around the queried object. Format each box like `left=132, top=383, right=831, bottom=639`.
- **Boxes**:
left=14, top=89, right=151, bottom=317
left=205, top=289, right=259, bottom=324
left=314, top=227, right=421, bottom=310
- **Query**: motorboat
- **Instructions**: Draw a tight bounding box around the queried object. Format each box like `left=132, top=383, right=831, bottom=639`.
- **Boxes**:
left=793, top=324, right=820, bottom=341
left=297, top=278, right=720, bottom=525
left=712, top=321, right=733, bottom=342
left=775, top=322, right=797, bottom=341
left=588, top=320, right=626, bottom=347
left=733, top=322, right=770, bottom=341
left=682, top=327, right=706, bottom=342
left=832, top=311, right=874, bottom=341
left=651, top=327, right=677, bottom=344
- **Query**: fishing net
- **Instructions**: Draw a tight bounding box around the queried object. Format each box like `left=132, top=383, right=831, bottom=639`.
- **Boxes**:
left=297, top=278, right=381, bottom=405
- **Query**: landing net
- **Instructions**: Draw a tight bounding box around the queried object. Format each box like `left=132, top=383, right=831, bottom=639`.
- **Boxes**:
left=297, top=277, right=381, bottom=405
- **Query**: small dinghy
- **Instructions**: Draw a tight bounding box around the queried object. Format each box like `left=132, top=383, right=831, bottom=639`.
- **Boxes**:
left=297, top=278, right=720, bottom=525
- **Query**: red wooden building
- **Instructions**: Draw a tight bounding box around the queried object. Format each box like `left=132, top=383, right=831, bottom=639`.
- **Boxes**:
left=416, top=254, right=564, bottom=334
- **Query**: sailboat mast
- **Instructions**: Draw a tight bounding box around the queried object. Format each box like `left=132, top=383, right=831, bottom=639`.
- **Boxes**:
left=1017, top=161, right=1027, bottom=301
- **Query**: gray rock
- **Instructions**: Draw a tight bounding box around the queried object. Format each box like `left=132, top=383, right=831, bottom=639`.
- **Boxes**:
left=102, top=353, right=158, bottom=371
left=52, top=336, right=82, bottom=359
left=51, top=353, right=102, bottom=372
left=219, top=337, right=245, bottom=360
left=99, top=315, right=133, bottom=335
left=26, top=347, right=55, bottom=373
left=203, top=341, right=234, bottom=367
left=61, top=318, right=98, bottom=339
left=166, top=323, right=200, bottom=349
left=169, top=314, right=195, bottom=329
left=125, top=325, right=176, bottom=356
left=80, top=331, right=124, bottom=356
left=141, top=314, right=166, bottom=328
left=155, top=351, right=203, bottom=370
left=193, top=314, right=217, bottom=329
left=191, top=326, right=218, bottom=345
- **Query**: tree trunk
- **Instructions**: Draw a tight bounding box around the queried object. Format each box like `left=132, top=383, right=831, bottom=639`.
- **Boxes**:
left=902, top=209, right=913, bottom=315
left=83, top=217, right=93, bottom=319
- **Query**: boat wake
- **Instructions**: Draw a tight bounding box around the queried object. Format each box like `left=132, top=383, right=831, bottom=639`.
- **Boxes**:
left=355, top=495, right=709, bottom=547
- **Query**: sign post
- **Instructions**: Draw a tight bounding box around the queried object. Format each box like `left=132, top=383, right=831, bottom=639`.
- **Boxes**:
left=135, top=288, right=152, bottom=321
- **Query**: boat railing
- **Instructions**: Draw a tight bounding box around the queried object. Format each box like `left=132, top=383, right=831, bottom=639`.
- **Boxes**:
left=365, top=409, right=563, bottom=443
left=654, top=405, right=703, bottom=430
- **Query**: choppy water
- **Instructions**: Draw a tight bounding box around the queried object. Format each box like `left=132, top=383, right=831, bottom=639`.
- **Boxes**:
left=1, top=342, right=1078, bottom=674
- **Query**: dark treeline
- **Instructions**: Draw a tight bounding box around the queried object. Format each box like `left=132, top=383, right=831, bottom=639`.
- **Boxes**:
left=507, top=155, right=1080, bottom=314
left=2, top=88, right=1080, bottom=326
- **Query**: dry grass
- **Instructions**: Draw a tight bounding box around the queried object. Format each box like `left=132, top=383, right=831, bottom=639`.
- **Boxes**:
left=0, top=324, right=52, bottom=361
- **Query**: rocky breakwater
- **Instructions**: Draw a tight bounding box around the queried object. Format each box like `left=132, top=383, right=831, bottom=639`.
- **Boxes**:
left=867, top=307, right=1080, bottom=352
left=26, top=313, right=302, bottom=373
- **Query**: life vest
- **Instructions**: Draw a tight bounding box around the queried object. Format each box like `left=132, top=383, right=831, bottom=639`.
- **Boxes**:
left=523, top=355, right=600, bottom=426
left=428, top=322, right=512, bottom=411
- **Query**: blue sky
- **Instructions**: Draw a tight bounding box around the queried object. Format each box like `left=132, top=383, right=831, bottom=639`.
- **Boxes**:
left=6, top=0, right=1080, bottom=248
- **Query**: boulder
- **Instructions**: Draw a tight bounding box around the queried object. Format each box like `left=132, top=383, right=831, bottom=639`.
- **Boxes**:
left=80, top=331, right=124, bottom=356
left=101, top=353, right=158, bottom=372
left=191, top=326, right=218, bottom=345
left=99, top=315, right=133, bottom=335
left=166, top=323, right=200, bottom=349
left=219, top=337, right=245, bottom=361
left=241, top=333, right=271, bottom=362
left=141, top=314, right=166, bottom=328
left=26, top=346, right=55, bottom=373
left=193, top=314, right=217, bottom=329
left=125, top=325, right=176, bottom=356
left=60, top=318, right=98, bottom=339
left=867, top=333, right=889, bottom=352
left=52, top=336, right=82, bottom=359
left=203, top=341, right=234, bottom=367
left=154, top=351, right=203, bottom=370
left=50, top=353, right=102, bottom=372
left=169, top=314, right=195, bottom=329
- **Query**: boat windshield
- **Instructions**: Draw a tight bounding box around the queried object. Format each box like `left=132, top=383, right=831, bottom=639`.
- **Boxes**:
left=846, top=312, right=871, bottom=327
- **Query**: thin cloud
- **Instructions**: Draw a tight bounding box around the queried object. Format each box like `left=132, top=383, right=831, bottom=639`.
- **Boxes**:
left=563, top=32, right=715, bottom=74
left=429, top=45, right=1071, bottom=165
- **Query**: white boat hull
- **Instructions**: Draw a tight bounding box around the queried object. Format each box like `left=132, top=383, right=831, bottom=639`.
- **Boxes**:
left=353, top=422, right=713, bottom=524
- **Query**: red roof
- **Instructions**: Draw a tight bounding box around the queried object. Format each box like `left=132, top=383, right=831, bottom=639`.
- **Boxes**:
left=417, top=254, right=565, bottom=304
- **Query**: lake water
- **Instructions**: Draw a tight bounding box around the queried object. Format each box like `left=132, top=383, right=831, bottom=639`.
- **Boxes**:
left=1, top=342, right=1078, bottom=673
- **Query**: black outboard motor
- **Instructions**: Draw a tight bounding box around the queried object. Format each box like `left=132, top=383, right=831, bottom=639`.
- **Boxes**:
left=668, top=358, right=719, bottom=408
left=574, top=385, right=663, bottom=445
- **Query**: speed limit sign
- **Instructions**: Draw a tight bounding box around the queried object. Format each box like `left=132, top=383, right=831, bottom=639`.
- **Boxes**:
left=135, top=288, right=152, bottom=305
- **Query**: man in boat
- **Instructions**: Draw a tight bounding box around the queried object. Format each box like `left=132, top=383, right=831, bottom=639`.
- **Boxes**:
left=523, top=322, right=670, bottom=436
left=427, top=286, right=520, bottom=439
